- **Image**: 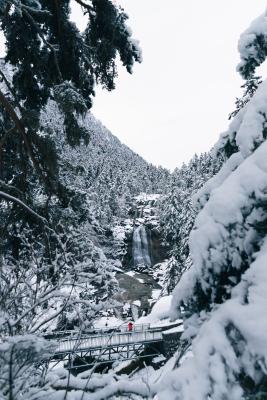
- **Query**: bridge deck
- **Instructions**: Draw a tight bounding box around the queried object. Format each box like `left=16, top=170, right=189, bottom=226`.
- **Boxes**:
left=55, top=329, right=163, bottom=355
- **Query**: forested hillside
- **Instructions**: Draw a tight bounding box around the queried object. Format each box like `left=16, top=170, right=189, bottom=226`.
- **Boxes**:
left=159, top=152, right=224, bottom=294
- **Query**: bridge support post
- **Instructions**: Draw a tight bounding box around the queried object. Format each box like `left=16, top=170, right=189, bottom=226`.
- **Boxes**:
left=162, top=330, right=183, bottom=358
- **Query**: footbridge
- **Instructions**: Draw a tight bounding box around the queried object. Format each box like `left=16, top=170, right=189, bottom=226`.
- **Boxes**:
left=50, top=322, right=183, bottom=370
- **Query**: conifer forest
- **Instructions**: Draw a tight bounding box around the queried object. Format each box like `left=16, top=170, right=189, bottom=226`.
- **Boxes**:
left=1, top=1, right=267, bottom=399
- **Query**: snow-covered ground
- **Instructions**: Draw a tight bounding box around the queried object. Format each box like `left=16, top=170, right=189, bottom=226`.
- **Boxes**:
left=93, top=316, right=123, bottom=330
left=137, top=295, right=174, bottom=324
left=134, top=193, right=162, bottom=202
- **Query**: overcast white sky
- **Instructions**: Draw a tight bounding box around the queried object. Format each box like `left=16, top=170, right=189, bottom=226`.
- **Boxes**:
left=2, top=2, right=267, bottom=171
left=79, top=0, right=267, bottom=170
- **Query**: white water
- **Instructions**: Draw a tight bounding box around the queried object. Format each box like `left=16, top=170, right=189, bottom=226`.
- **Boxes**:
left=132, top=225, right=151, bottom=267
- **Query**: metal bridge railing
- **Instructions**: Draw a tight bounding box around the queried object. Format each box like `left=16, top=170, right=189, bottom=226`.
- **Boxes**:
left=55, top=327, right=163, bottom=355
left=47, top=323, right=152, bottom=340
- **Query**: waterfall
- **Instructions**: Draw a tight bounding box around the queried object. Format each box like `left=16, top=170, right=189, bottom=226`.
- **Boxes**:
left=132, top=225, right=151, bottom=267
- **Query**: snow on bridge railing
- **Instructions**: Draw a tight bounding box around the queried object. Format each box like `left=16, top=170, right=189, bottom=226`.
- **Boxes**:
left=55, top=328, right=163, bottom=355
left=45, top=323, right=153, bottom=340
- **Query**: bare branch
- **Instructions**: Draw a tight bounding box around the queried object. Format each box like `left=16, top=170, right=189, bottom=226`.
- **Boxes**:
left=0, top=89, right=24, bottom=135
left=30, top=274, right=78, bottom=333
left=52, top=378, right=152, bottom=399
left=0, top=190, right=47, bottom=224
left=73, top=0, right=93, bottom=13
left=0, top=68, right=23, bottom=114
left=0, top=180, right=25, bottom=199
left=11, top=289, right=67, bottom=329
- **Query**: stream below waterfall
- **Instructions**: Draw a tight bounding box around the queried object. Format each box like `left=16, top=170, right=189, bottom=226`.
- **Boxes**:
left=112, top=194, right=168, bottom=321
left=114, top=223, right=163, bottom=319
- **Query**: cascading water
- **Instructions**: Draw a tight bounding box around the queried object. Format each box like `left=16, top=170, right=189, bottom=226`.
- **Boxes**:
left=132, top=225, right=151, bottom=267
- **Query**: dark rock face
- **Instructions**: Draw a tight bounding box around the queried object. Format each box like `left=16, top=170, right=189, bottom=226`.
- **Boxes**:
left=113, top=194, right=168, bottom=319
left=150, top=230, right=168, bottom=266
left=122, top=231, right=134, bottom=268
left=162, top=330, right=183, bottom=359
left=114, top=271, right=161, bottom=312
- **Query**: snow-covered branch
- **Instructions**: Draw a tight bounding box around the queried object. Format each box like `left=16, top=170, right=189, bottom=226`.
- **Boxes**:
left=0, top=191, right=47, bottom=224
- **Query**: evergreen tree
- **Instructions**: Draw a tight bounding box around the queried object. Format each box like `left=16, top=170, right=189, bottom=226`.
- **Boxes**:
left=0, top=0, right=141, bottom=209
left=162, top=255, right=183, bottom=295
left=0, top=0, right=141, bottom=297
left=0, top=3, right=142, bottom=397
left=228, top=75, right=262, bottom=120
left=159, top=152, right=223, bottom=293
left=158, top=8, right=267, bottom=399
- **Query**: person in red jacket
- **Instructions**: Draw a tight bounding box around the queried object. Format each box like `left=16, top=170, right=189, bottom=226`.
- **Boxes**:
left=128, top=321, right=133, bottom=332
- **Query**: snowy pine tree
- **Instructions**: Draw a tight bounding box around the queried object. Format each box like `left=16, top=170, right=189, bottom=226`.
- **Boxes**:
left=0, top=2, right=144, bottom=398
left=160, top=152, right=222, bottom=294
left=157, top=8, right=267, bottom=399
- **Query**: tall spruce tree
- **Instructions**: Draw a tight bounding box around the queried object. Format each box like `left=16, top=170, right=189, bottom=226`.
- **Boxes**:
left=0, top=0, right=141, bottom=281
left=228, top=75, right=262, bottom=120
left=0, top=0, right=141, bottom=207
left=159, top=152, right=223, bottom=294
left=0, top=3, right=141, bottom=397
left=157, top=7, right=267, bottom=399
